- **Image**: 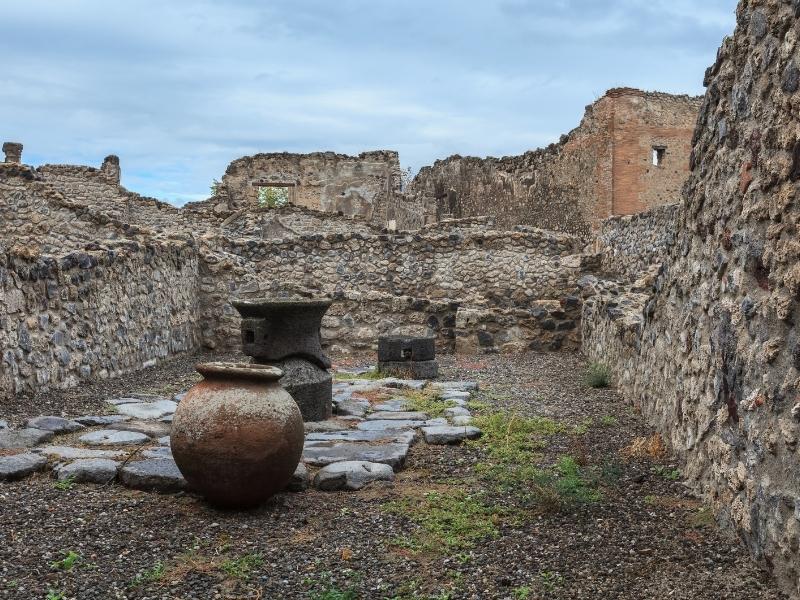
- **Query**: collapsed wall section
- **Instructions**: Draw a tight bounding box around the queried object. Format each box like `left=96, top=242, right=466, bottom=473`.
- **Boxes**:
left=583, top=2, right=800, bottom=592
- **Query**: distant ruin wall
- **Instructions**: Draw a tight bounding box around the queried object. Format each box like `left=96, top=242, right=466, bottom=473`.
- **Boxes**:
left=0, top=242, right=201, bottom=397
left=409, top=89, right=700, bottom=236
left=220, top=151, right=402, bottom=224
left=584, top=2, right=800, bottom=593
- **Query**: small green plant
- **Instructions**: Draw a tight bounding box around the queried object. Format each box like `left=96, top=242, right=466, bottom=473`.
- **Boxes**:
left=130, top=561, right=165, bottom=587
left=220, top=552, right=264, bottom=581
left=599, top=415, right=618, bottom=427
left=210, top=178, right=223, bottom=197
left=573, top=417, right=593, bottom=435
left=405, top=389, right=454, bottom=417
left=306, top=572, right=359, bottom=600
left=584, top=362, right=611, bottom=388
left=512, top=586, right=532, bottom=599
left=687, top=506, right=715, bottom=529
left=46, top=591, right=65, bottom=600
left=257, top=186, right=290, bottom=208
left=54, top=475, right=76, bottom=491
left=653, top=465, right=681, bottom=481
left=539, top=570, right=564, bottom=592
left=333, top=368, right=385, bottom=381
left=643, top=495, right=657, bottom=505
left=385, top=491, right=499, bottom=552
left=51, top=550, right=81, bottom=571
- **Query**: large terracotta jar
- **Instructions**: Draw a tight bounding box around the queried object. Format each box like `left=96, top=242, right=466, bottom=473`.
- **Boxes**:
left=171, top=362, right=304, bottom=508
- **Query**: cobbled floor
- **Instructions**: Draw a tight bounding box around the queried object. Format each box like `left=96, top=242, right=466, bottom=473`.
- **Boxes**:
left=0, top=351, right=788, bottom=599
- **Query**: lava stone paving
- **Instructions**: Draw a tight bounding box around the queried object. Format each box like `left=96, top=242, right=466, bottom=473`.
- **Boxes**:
left=0, top=351, right=788, bottom=599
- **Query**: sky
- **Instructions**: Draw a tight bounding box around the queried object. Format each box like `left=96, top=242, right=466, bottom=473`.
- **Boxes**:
left=1, top=0, right=737, bottom=205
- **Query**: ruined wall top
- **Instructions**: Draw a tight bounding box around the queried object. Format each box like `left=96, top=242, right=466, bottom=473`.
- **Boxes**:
left=2, top=142, right=23, bottom=164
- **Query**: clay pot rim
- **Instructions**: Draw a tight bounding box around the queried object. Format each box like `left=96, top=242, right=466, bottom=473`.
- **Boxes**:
left=195, top=362, right=284, bottom=381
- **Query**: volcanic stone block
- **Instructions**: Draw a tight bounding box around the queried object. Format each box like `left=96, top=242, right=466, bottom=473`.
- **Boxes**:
left=255, top=358, right=332, bottom=422
left=377, top=359, right=439, bottom=380
left=377, top=335, right=436, bottom=362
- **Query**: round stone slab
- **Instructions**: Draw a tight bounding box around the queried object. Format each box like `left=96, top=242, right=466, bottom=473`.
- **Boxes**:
left=119, top=459, right=187, bottom=492
left=79, top=430, right=150, bottom=446
left=0, top=428, right=54, bottom=449
left=55, top=458, right=119, bottom=483
left=115, top=400, right=177, bottom=420
left=0, top=453, right=48, bottom=481
left=314, top=461, right=395, bottom=491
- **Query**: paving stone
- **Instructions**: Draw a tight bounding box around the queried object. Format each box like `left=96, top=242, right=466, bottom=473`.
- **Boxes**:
left=377, top=377, right=427, bottom=390
left=173, top=392, right=187, bottom=403
left=445, top=398, right=469, bottom=407
left=0, top=428, right=54, bottom=449
left=304, top=420, right=351, bottom=433
left=451, top=415, right=474, bottom=426
left=142, top=446, right=173, bottom=459
left=431, top=381, right=479, bottom=392
left=287, top=463, right=309, bottom=492
left=74, top=415, right=131, bottom=426
left=305, top=429, right=416, bottom=445
left=37, top=446, right=126, bottom=460
left=54, top=458, right=119, bottom=483
left=0, top=420, right=8, bottom=430
left=119, top=459, right=187, bottom=492
left=107, top=397, right=143, bottom=405
left=160, top=414, right=174, bottom=423
left=24, top=416, right=85, bottom=434
left=440, top=390, right=471, bottom=401
left=0, top=453, right=48, bottom=480
left=366, top=411, right=429, bottom=421
left=314, top=461, right=395, bottom=491
left=108, top=420, right=171, bottom=438
left=302, top=441, right=410, bottom=468
left=373, top=398, right=410, bottom=412
left=115, top=400, right=177, bottom=420
left=444, top=407, right=471, bottom=418
left=357, top=419, right=425, bottom=431
left=158, top=436, right=171, bottom=446
left=335, top=399, right=370, bottom=417
left=422, top=426, right=483, bottom=445
left=80, top=430, right=150, bottom=446
left=424, top=418, right=448, bottom=426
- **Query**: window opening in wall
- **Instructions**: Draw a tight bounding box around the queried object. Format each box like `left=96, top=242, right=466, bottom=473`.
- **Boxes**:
left=652, top=146, right=666, bottom=167
left=255, top=183, right=293, bottom=208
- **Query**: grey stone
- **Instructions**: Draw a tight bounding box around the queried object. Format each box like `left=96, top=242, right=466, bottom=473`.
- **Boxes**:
left=108, top=420, right=171, bottom=438
left=451, top=415, right=474, bottom=426
left=377, top=335, right=436, bottom=362
left=79, top=430, right=150, bottom=446
left=336, top=399, right=370, bottom=418
left=422, top=426, right=483, bottom=445
left=37, top=446, right=126, bottom=460
left=173, top=392, right=187, bottom=403
left=0, top=453, right=48, bottom=480
left=115, top=400, right=177, bottom=420
left=158, top=436, right=171, bottom=446
left=107, top=397, right=144, bottom=405
left=376, top=377, right=427, bottom=390
left=0, top=420, right=8, bottom=430
left=287, top=462, right=309, bottom=492
left=431, top=381, right=478, bottom=392
left=314, top=461, right=395, bottom=491
left=424, top=418, right=448, bottom=426
left=0, top=428, right=54, bottom=449
left=366, top=411, right=429, bottom=421
left=357, top=419, right=425, bottom=431
left=373, top=398, right=410, bottom=412
left=305, top=429, right=416, bottom=445
left=444, top=407, right=471, bottom=418
left=142, top=446, right=173, bottom=459
left=302, top=441, right=409, bottom=468
left=439, top=390, right=471, bottom=401
left=119, top=459, right=187, bottom=492
left=304, top=420, right=350, bottom=433
left=378, top=359, right=438, bottom=380
left=55, top=458, right=119, bottom=483
left=74, top=415, right=131, bottom=426
left=24, top=416, right=84, bottom=434
left=256, top=357, right=332, bottom=422
left=160, top=414, right=174, bottom=423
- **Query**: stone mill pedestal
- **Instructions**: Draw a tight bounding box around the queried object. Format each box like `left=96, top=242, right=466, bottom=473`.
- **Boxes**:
left=232, top=298, right=333, bottom=421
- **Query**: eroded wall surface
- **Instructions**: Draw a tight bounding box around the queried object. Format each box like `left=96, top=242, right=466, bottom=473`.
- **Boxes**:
left=583, top=2, right=800, bottom=592
left=409, top=89, right=700, bottom=236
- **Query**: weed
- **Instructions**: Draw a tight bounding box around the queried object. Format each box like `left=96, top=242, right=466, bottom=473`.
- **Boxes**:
left=653, top=465, right=681, bottom=481
left=305, top=571, right=359, bottom=600
left=599, top=415, right=618, bottom=427
left=334, top=369, right=384, bottom=381
left=220, top=552, right=264, bottom=580
left=130, top=562, right=165, bottom=587
left=687, top=506, right=715, bottom=529
left=512, top=586, right=532, bottom=599
left=54, top=475, right=76, bottom=491
left=45, top=591, right=65, bottom=600
left=573, top=418, right=593, bottom=435
left=584, top=362, right=611, bottom=388
left=643, top=494, right=657, bottom=505
left=539, top=570, right=564, bottom=591
left=404, top=388, right=454, bottom=417
left=385, top=491, right=499, bottom=552
left=51, top=550, right=81, bottom=571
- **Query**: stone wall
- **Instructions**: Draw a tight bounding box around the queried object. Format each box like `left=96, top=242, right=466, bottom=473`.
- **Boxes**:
left=583, top=2, right=800, bottom=593
left=594, top=203, right=679, bottom=282
left=0, top=240, right=201, bottom=398
left=219, top=151, right=403, bottom=224
left=409, top=88, right=701, bottom=236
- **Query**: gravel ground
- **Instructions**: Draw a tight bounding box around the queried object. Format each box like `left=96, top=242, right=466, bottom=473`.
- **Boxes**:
left=0, top=351, right=788, bottom=599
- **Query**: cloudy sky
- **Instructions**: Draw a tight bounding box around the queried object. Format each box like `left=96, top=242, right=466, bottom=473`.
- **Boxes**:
left=2, top=1, right=737, bottom=205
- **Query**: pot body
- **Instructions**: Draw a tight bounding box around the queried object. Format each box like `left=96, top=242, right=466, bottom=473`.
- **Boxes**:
left=171, top=363, right=304, bottom=508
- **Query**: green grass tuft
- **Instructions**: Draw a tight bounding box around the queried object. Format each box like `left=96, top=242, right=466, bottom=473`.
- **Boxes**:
left=584, top=362, right=611, bottom=388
